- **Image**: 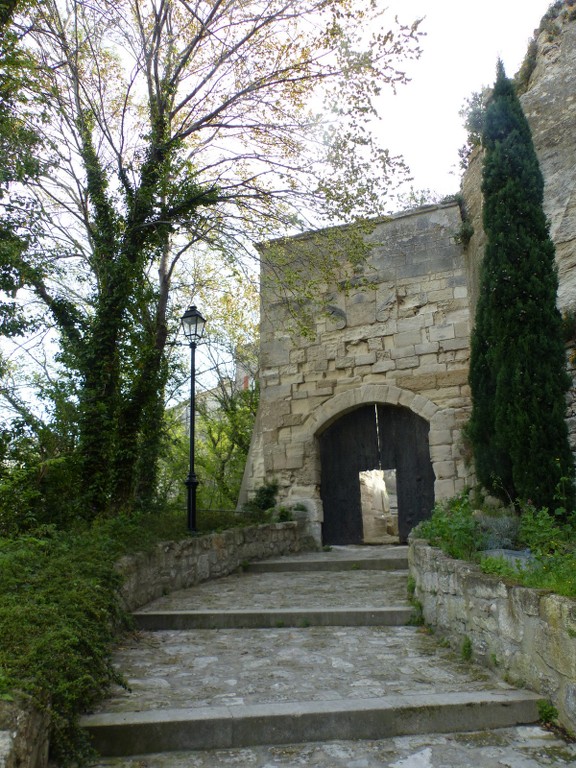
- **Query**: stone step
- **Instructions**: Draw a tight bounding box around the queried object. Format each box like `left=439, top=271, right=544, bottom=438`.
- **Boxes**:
left=83, top=689, right=541, bottom=757
left=84, top=625, right=538, bottom=724
left=136, top=569, right=409, bottom=614
left=133, top=606, right=415, bottom=630
left=89, top=725, right=576, bottom=768
left=245, top=550, right=408, bottom=573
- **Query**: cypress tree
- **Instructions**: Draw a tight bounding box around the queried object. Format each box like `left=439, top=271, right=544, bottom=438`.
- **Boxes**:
left=468, top=61, right=574, bottom=512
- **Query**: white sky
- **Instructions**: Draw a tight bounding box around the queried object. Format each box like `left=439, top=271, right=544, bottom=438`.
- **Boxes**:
left=376, top=0, right=555, bottom=199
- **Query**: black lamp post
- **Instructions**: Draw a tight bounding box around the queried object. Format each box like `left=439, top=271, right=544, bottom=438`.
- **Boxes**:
left=181, top=305, right=206, bottom=532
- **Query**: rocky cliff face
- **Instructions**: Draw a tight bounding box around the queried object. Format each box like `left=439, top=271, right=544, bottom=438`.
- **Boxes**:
left=463, top=4, right=576, bottom=312
left=462, top=2, right=576, bottom=455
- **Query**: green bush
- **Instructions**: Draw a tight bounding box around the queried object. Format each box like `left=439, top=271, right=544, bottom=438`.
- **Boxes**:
left=517, top=502, right=568, bottom=556
left=1, top=503, right=281, bottom=764
left=241, top=480, right=279, bottom=523
left=417, top=492, right=576, bottom=599
left=414, top=493, right=481, bottom=560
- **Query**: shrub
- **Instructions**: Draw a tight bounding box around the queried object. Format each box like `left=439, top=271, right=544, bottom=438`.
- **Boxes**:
left=419, top=493, right=576, bottom=599
left=467, top=63, right=574, bottom=512
left=241, top=480, right=279, bottom=523
left=0, top=526, right=129, bottom=764
left=414, top=493, right=481, bottom=560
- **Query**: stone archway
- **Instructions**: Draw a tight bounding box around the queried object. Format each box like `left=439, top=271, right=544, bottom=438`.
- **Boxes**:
left=317, top=401, right=435, bottom=545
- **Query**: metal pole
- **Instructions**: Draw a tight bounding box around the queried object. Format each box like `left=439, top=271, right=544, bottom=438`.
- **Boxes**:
left=186, top=340, right=198, bottom=532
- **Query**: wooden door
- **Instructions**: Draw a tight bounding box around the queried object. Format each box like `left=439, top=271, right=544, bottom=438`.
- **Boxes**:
left=319, top=403, right=435, bottom=545
left=377, top=405, right=435, bottom=542
left=319, top=406, right=378, bottom=544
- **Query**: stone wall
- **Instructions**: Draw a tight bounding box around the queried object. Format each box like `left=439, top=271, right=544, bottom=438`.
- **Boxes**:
left=242, top=203, right=475, bottom=544
left=409, top=539, right=576, bottom=735
left=116, top=522, right=302, bottom=612
left=0, top=523, right=303, bottom=768
left=0, top=703, right=50, bottom=768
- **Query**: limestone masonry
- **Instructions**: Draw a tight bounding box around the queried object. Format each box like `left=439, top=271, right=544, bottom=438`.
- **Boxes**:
left=410, top=539, right=576, bottom=736
left=241, top=8, right=576, bottom=544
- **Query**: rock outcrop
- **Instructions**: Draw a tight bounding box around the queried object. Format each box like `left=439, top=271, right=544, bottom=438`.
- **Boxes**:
left=463, top=3, right=576, bottom=313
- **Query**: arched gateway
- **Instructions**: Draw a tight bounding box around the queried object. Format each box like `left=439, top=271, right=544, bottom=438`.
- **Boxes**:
left=240, top=203, right=475, bottom=547
left=319, top=403, right=435, bottom=545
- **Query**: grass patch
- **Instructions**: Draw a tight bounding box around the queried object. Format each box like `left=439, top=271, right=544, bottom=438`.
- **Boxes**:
left=461, top=636, right=473, bottom=662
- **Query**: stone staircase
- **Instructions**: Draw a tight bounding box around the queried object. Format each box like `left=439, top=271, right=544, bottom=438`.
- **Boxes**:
left=84, top=546, right=548, bottom=765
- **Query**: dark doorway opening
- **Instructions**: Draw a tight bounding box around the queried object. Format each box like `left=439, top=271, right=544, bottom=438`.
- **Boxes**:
left=319, top=404, right=435, bottom=545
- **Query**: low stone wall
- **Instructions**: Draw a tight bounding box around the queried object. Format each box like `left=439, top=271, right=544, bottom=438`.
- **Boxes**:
left=0, top=702, right=50, bottom=768
left=116, top=521, right=302, bottom=611
left=0, top=522, right=303, bottom=768
left=409, top=538, right=576, bottom=735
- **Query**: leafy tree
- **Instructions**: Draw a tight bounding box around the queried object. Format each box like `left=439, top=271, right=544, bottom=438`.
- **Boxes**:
left=196, top=383, right=259, bottom=510
left=1, top=0, right=422, bottom=522
left=458, top=89, right=488, bottom=170
left=158, top=256, right=259, bottom=514
left=0, top=0, right=43, bottom=337
left=468, top=62, right=575, bottom=513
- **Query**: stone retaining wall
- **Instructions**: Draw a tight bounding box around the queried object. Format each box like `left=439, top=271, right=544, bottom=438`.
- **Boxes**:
left=409, top=538, right=576, bottom=735
left=0, top=523, right=303, bottom=768
left=116, top=522, right=302, bottom=611
left=0, top=702, right=50, bottom=768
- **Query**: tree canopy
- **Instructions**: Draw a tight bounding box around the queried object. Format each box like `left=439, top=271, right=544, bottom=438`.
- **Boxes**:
left=0, top=0, right=422, bottom=525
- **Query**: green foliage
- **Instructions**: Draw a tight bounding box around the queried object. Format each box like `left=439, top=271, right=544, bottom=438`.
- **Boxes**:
left=458, top=90, right=487, bottom=169
left=467, top=62, right=575, bottom=513
left=561, top=309, right=576, bottom=343
left=156, top=383, right=258, bottom=522
left=414, top=493, right=481, bottom=560
left=461, top=636, right=473, bottom=662
left=517, top=501, right=568, bottom=556
left=479, top=556, right=520, bottom=580
left=515, top=38, right=538, bottom=95
left=0, top=501, right=297, bottom=764
left=251, top=481, right=279, bottom=512
left=0, top=525, right=130, bottom=764
left=454, top=220, right=474, bottom=248
left=0, top=412, right=80, bottom=537
left=241, top=480, right=280, bottom=524
left=0, top=0, right=424, bottom=524
left=407, top=598, right=424, bottom=627
left=538, top=700, right=560, bottom=726
left=421, top=493, right=576, bottom=599
left=196, top=386, right=259, bottom=511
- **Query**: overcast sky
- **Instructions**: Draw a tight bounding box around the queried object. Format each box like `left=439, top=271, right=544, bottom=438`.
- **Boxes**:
left=375, top=0, right=555, bottom=200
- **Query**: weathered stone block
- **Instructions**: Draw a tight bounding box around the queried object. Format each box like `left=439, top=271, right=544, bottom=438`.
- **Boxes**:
left=390, top=345, right=415, bottom=360
left=428, top=324, right=456, bottom=342
left=372, top=359, right=396, bottom=374
left=354, top=352, right=377, bottom=366
left=396, top=356, right=419, bottom=370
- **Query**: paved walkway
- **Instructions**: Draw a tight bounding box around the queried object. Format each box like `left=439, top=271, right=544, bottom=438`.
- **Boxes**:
left=87, top=546, right=576, bottom=767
